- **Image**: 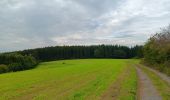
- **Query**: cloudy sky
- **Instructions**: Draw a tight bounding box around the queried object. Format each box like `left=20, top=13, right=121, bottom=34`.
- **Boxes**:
left=0, top=0, right=170, bottom=52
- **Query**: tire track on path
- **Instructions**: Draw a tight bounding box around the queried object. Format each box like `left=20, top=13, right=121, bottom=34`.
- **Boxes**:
left=136, top=67, right=162, bottom=100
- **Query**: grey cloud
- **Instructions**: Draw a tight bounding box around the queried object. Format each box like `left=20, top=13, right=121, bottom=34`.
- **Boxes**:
left=0, top=0, right=170, bottom=52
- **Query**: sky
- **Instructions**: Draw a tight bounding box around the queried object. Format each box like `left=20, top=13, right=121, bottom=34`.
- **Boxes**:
left=0, top=0, right=170, bottom=52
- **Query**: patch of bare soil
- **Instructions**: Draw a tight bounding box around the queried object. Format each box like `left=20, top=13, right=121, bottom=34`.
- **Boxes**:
left=101, top=66, right=130, bottom=100
left=136, top=67, right=162, bottom=100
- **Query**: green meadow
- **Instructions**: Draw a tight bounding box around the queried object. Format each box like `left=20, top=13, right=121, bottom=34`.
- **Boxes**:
left=0, top=59, right=137, bottom=100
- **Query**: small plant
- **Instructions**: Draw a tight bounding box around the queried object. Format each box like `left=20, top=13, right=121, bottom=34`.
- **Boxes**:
left=0, top=65, right=8, bottom=74
left=8, top=63, right=23, bottom=72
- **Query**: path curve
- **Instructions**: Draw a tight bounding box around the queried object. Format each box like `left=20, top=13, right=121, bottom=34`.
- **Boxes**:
left=136, top=67, right=162, bottom=100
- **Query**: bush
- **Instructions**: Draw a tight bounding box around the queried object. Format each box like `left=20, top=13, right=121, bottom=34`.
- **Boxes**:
left=143, top=25, right=170, bottom=76
left=0, top=53, right=38, bottom=73
left=8, top=63, right=23, bottom=72
left=0, top=65, right=8, bottom=74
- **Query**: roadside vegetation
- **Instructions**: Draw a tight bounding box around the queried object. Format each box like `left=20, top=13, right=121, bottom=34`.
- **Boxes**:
left=143, top=25, right=170, bottom=76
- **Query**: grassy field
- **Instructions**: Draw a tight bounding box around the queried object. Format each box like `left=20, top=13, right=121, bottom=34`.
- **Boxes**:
left=0, top=59, right=137, bottom=100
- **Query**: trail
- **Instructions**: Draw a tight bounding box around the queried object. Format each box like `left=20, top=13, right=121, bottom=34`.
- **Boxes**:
left=136, top=67, right=162, bottom=100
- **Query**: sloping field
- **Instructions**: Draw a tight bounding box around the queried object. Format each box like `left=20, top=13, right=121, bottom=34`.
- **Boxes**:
left=0, top=59, right=137, bottom=100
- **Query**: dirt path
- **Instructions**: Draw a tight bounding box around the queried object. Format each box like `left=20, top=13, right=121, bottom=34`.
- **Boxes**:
left=142, top=66, right=170, bottom=84
left=136, top=67, right=162, bottom=100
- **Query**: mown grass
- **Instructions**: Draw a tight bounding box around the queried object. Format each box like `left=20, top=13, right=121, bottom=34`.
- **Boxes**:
left=117, top=62, right=137, bottom=100
left=0, top=59, right=137, bottom=100
left=102, top=61, right=137, bottom=100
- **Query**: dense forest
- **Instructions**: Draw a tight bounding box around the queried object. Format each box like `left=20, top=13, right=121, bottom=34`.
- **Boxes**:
left=143, top=25, right=170, bottom=75
left=0, top=45, right=143, bottom=74
left=18, top=45, right=143, bottom=61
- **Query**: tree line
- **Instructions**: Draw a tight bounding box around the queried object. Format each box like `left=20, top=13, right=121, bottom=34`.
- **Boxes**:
left=143, top=25, right=170, bottom=75
left=0, top=45, right=143, bottom=74
left=17, top=45, right=143, bottom=61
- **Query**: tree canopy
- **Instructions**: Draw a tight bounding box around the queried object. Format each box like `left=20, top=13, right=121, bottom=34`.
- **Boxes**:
left=143, top=25, right=170, bottom=75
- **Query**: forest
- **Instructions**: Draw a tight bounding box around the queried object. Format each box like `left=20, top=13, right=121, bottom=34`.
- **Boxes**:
left=18, top=45, right=143, bottom=61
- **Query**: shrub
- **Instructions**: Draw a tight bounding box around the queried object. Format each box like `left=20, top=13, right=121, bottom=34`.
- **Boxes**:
left=0, top=53, right=38, bottom=73
left=0, top=65, right=8, bottom=74
left=143, top=25, right=170, bottom=75
left=8, top=63, right=23, bottom=72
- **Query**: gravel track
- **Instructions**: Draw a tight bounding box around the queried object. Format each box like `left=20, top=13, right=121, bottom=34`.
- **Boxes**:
left=136, top=67, right=162, bottom=100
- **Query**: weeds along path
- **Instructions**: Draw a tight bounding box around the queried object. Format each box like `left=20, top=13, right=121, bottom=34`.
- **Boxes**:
left=136, top=67, right=162, bottom=100
left=141, top=66, right=170, bottom=84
